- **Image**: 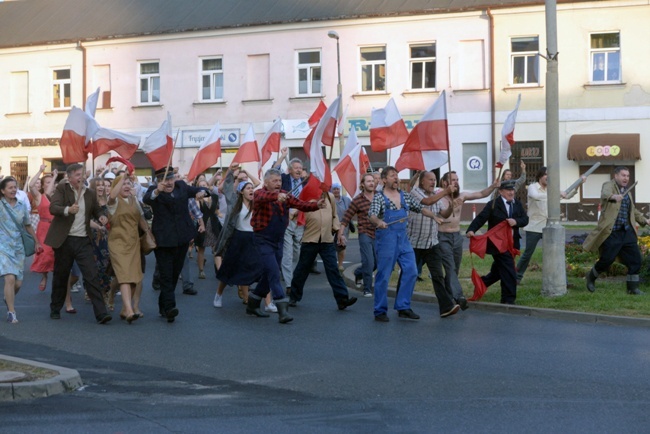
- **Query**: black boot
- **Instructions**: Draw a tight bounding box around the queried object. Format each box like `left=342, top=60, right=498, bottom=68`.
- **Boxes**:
left=246, top=297, right=270, bottom=317
left=276, top=301, right=293, bottom=324
left=586, top=267, right=598, bottom=293
left=626, top=275, right=644, bottom=295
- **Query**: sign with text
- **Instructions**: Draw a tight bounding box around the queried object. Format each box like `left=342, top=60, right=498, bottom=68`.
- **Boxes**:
left=181, top=128, right=240, bottom=148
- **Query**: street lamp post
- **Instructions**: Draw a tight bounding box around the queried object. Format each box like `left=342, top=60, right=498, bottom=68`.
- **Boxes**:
left=328, top=30, right=345, bottom=153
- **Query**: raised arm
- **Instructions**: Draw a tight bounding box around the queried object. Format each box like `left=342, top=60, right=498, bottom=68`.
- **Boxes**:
left=29, top=164, right=46, bottom=195
left=462, top=177, right=499, bottom=201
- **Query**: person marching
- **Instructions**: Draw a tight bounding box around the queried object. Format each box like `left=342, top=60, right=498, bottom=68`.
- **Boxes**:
left=248, top=168, right=325, bottom=323
left=368, top=166, right=455, bottom=322
left=466, top=180, right=529, bottom=304
left=583, top=166, right=649, bottom=295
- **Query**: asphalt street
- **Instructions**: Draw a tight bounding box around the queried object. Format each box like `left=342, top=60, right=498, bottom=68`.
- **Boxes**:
left=1, top=238, right=649, bottom=433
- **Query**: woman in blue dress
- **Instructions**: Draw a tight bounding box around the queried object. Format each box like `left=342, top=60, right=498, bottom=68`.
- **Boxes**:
left=0, top=176, right=40, bottom=323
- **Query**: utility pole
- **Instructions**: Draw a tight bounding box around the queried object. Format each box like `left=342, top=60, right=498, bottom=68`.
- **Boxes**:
left=542, top=0, right=567, bottom=297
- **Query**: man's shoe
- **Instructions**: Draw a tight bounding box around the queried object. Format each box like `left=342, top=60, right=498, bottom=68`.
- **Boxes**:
left=276, top=301, right=293, bottom=324
left=165, top=307, right=179, bottom=323
left=288, top=299, right=297, bottom=307
left=374, top=313, right=389, bottom=322
left=337, top=297, right=357, bottom=310
left=50, top=310, right=61, bottom=320
left=363, top=290, right=373, bottom=298
left=310, top=268, right=321, bottom=275
left=355, top=275, right=362, bottom=289
left=458, top=297, right=469, bottom=311
left=246, top=297, right=270, bottom=317
left=97, top=313, right=112, bottom=324
left=441, top=304, right=461, bottom=318
left=183, top=288, right=198, bottom=295
left=398, top=309, right=420, bottom=320
left=586, top=267, right=598, bottom=293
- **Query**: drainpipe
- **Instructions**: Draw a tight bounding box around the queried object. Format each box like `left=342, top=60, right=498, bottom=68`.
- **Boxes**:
left=487, top=9, right=496, bottom=181
left=77, top=41, right=87, bottom=110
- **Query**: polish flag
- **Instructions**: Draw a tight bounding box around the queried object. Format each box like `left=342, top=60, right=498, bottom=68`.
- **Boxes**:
left=333, top=127, right=363, bottom=196
left=395, top=90, right=449, bottom=172
left=232, top=124, right=260, bottom=164
left=259, top=118, right=282, bottom=169
left=141, top=113, right=173, bottom=171
left=497, top=94, right=522, bottom=168
left=302, top=96, right=339, bottom=200
left=302, top=101, right=328, bottom=158
left=92, top=127, right=141, bottom=160
left=85, top=87, right=100, bottom=118
left=360, top=147, right=371, bottom=174
left=59, top=107, right=97, bottom=164
left=370, top=98, right=409, bottom=152
left=187, top=122, right=222, bottom=182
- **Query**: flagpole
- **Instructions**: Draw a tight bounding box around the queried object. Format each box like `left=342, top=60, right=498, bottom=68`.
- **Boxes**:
left=491, top=165, right=504, bottom=210
left=162, top=128, right=180, bottom=181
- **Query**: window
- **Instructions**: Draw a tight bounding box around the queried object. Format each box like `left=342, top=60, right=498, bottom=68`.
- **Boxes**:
left=590, top=32, right=620, bottom=82
left=10, top=71, right=29, bottom=113
left=52, top=68, right=71, bottom=109
left=297, top=50, right=321, bottom=96
left=511, top=37, right=539, bottom=85
left=360, top=46, right=386, bottom=92
left=139, top=61, right=160, bottom=104
left=92, top=65, right=111, bottom=109
left=410, top=43, right=436, bottom=90
left=246, top=54, right=270, bottom=100
left=200, top=58, right=224, bottom=101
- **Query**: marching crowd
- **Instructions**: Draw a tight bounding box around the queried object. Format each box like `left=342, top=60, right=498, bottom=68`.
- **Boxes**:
left=1, top=155, right=643, bottom=326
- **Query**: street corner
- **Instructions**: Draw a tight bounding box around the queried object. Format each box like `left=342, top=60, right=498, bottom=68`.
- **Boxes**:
left=0, top=354, right=83, bottom=402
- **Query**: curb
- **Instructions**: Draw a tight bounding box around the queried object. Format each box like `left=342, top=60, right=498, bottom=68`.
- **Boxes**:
left=342, top=263, right=650, bottom=328
left=0, top=354, right=83, bottom=402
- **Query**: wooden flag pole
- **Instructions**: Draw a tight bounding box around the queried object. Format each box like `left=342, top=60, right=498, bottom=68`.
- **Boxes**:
left=162, top=128, right=180, bottom=181
left=491, top=165, right=504, bottom=210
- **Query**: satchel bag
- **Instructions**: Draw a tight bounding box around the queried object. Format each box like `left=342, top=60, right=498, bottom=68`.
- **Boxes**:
left=2, top=200, right=36, bottom=257
left=140, top=229, right=157, bottom=255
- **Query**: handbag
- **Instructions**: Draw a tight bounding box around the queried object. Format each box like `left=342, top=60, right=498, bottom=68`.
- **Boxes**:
left=140, top=229, right=157, bottom=255
left=2, top=200, right=36, bottom=257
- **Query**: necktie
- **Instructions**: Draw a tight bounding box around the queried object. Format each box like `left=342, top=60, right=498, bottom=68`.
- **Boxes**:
left=506, top=201, right=513, bottom=218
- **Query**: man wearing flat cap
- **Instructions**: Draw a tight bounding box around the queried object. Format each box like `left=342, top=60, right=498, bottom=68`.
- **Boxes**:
left=466, top=179, right=529, bottom=304
left=143, top=167, right=209, bottom=322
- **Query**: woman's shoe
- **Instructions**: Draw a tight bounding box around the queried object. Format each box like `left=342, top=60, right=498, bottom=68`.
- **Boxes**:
left=65, top=307, right=77, bottom=314
left=38, top=280, right=47, bottom=291
left=6, top=311, right=18, bottom=324
left=198, top=271, right=206, bottom=279
left=126, top=314, right=138, bottom=324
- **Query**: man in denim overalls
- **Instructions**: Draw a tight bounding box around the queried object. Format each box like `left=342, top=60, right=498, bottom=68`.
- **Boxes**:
left=368, top=167, right=456, bottom=322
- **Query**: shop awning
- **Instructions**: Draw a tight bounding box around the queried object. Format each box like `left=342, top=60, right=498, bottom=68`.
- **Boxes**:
left=567, top=134, right=640, bottom=162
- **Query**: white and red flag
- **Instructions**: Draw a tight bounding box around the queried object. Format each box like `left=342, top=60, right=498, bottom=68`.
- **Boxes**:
left=370, top=98, right=409, bottom=152
left=85, top=87, right=100, bottom=118
left=300, top=96, right=340, bottom=201
left=395, top=90, right=449, bottom=172
left=333, top=127, right=364, bottom=197
left=497, top=94, right=522, bottom=168
left=142, top=113, right=173, bottom=171
left=232, top=124, right=260, bottom=164
left=259, top=118, right=282, bottom=169
left=302, top=101, right=328, bottom=158
left=187, top=122, right=222, bottom=182
left=59, top=106, right=98, bottom=164
left=92, top=128, right=141, bottom=160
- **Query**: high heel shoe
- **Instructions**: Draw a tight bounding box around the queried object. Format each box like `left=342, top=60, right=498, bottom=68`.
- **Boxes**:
left=126, top=313, right=139, bottom=324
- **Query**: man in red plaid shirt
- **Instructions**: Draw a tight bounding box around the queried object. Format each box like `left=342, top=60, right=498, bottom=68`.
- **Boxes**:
left=248, top=168, right=325, bottom=323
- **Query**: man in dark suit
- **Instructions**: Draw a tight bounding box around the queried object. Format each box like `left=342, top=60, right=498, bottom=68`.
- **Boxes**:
left=46, top=163, right=112, bottom=323
left=466, top=180, right=529, bottom=304
left=143, top=167, right=208, bottom=323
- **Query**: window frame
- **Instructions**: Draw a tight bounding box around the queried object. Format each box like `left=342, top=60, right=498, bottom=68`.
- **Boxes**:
left=199, top=56, right=224, bottom=102
left=510, top=36, right=540, bottom=86
left=409, top=42, right=437, bottom=91
left=359, top=45, right=387, bottom=93
left=138, top=61, right=161, bottom=105
left=52, top=67, right=71, bottom=110
left=589, top=31, right=621, bottom=83
left=296, top=49, right=322, bottom=97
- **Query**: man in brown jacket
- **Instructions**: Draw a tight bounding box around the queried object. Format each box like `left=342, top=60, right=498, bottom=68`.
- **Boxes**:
left=46, top=163, right=112, bottom=323
left=583, top=166, right=650, bottom=295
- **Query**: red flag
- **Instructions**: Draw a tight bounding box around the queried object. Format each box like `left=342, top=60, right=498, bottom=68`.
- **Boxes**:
left=333, top=128, right=363, bottom=196
left=92, top=127, right=141, bottom=160
left=298, top=175, right=324, bottom=202
left=142, top=113, right=173, bottom=171
left=59, top=107, right=98, bottom=164
left=187, top=122, right=221, bottom=182
left=395, top=90, right=449, bottom=172
left=469, top=220, right=520, bottom=259
left=105, top=156, right=135, bottom=174
left=469, top=268, right=488, bottom=301
left=259, top=118, right=282, bottom=169
left=370, top=98, right=409, bottom=152
left=233, top=124, right=260, bottom=164
left=497, top=94, right=521, bottom=168
left=360, top=147, right=371, bottom=174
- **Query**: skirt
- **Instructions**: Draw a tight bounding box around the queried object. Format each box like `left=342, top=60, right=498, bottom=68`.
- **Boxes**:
left=216, top=230, right=262, bottom=286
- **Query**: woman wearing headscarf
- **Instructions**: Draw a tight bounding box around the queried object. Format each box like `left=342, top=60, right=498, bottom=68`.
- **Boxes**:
left=1, top=177, right=40, bottom=323
left=107, top=174, right=149, bottom=323
left=29, top=165, right=58, bottom=291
